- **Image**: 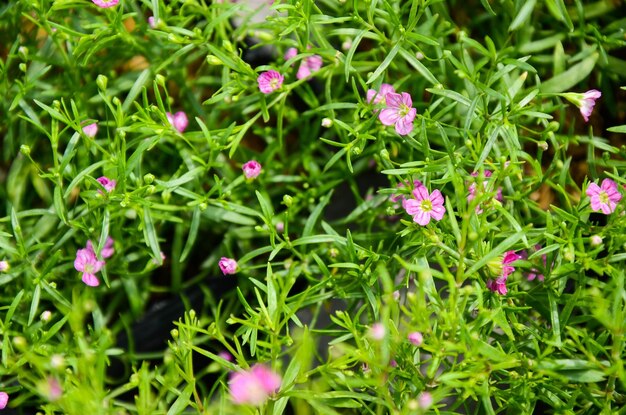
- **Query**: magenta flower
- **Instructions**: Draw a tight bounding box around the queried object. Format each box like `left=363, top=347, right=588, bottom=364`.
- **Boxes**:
left=408, top=331, right=423, bottom=346
left=467, top=170, right=502, bottom=213
left=219, top=257, right=238, bottom=275
left=229, top=364, right=281, bottom=405
left=257, top=70, right=284, bottom=94
left=366, top=83, right=396, bottom=105
left=74, top=247, right=105, bottom=286
left=486, top=276, right=508, bottom=295
left=0, top=392, right=8, bottom=409
left=378, top=92, right=416, bottom=135
left=82, top=123, right=98, bottom=138
left=218, top=351, right=233, bottom=362
left=92, top=0, right=119, bottom=7
left=284, top=47, right=298, bottom=61
left=87, top=237, right=115, bottom=259
left=580, top=90, right=601, bottom=122
left=296, top=55, right=323, bottom=80
left=148, top=16, right=158, bottom=28
left=96, top=176, right=116, bottom=193
left=402, top=184, right=445, bottom=226
left=487, top=250, right=521, bottom=295
left=242, top=160, right=262, bottom=179
left=167, top=111, right=189, bottom=133
left=586, top=178, right=622, bottom=214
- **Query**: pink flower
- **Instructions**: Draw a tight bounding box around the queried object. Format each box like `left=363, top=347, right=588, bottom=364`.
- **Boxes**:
left=242, top=160, right=262, bottom=179
left=148, top=16, right=158, bottom=28
left=229, top=364, right=281, bottom=405
left=218, top=351, right=233, bottom=362
left=296, top=55, right=323, bottom=80
left=46, top=377, right=62, bottom=401
left=92, top=0, right=119, bottom=7
left=525, top=245, right=547, bottom=282
left=487, top=250, right=521, bottom=295
left=467, top=170, right=502, bottom=213
left=378, top=92, right=416, bottom=135
left=486, top=277, right=508, bottom=295
left=219, top=257, right=238, bottom=275
left=257, top=70, right=284, bottom=94
left=0, top=260, right=9, bottom=272
left=408, top=331, right=423, bottom=346
left=402, top=184, right=445, bottom=226
left=0, top=392, right=8, bottom=409
left=87, top=237, right=115, bottom=259
left=82, top=123, right=98, bottom=138
left=74, top=247, right=105, bottom=286
left=284, top=47, right=298, bottom=61
left=167, top=111, right=189, bottom=133
left=96, top=176, right=116, bottom=193
left=586, top=178, right=622, bottom=214
left=369, top=323, right=385, bottom=340
left=366, top=83, right=396, bottom=105
left=417, top=391, right=433, bottom=409
left=580, top=90, right=601, bottom=122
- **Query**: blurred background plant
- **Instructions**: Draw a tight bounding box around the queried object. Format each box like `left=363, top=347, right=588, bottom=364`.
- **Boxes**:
left=1, top=0, right=626, bottom=413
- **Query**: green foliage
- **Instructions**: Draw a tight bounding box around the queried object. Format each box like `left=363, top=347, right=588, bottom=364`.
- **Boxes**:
left=1, top=0, right=626, bottom=414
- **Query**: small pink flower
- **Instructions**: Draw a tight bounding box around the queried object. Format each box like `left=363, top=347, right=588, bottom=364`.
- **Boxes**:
left=219, top=257, right=238, bottom=275
left=486, top=276, right=508, bottom=295
left=586, top=178, right=622, bottom=214
left=296, top=55, right=323, bottom=80
left=275, top=222, right=284, bottom=233
left=82, top=123, right=98, bottom=138
left=148, top=16, right=158, bottom=28
left=417, top=391, right=433, bottom=409
left=487, top=251, right=521, bottom=295
left=378, top=92, right=416, bottom=135
left=402, top=184, right=445, bottom=226
left=366, top=83, right=396, bottom=105
left=92, top=0, right=119, bottom=7
left=408, top=331, right=423, bottom=346
left=87, top=236, right=115, bottom=259
left=257, top=70, right=284, bottom=94
left=229, top=364, right=281, bottom=405
left=580, top=90, right=601, bottom=122
left=467, top=170, right=502, bottom=213
left=218, top=351, right=233, bottom=362
left=369, top=323, right=385, bottom=340
left=525, top=245, right=546, bottom=282
left=284, top=47, right=298, bottom=61
left=0, top=392, right=8, bottom=409
left=167, top=111, right=189, bottom=133
left=590, top=235, right=603, bottom=246
left=389, top=359, right=398, bottom=368
left=74, top=247, right=105, bottom=286
left=242, top=160, right=262, bottom=179
left=46, top=377, right=62, bottom=401
left=0, top=260, right=9, bottom=272
left=96, top=176, right=116, bottom=193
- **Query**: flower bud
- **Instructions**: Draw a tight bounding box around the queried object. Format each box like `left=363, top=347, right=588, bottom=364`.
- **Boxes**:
left=96, top=74, right=108, bottom=91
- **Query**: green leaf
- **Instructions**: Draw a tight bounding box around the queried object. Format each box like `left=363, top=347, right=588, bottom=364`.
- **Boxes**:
left=28, top=284, right=41, bottom=326
left=540, top=53, right=598, bottom=93
left=180, top=207, right=201, bottom=262
left=166, top=382, right=194, bottom=415
left=509, top=0, right=537, bottom=31
left=142, top=207, right=161, bottom=262
left=399, top=48, right=438, bottom=85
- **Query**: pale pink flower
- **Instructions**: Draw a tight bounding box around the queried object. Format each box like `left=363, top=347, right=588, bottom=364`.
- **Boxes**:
left=467, top=170, right=502, bottom=213
left=417, top=391, right=433, bottom=409
left=167, top=111, right=189, bottom=133
left=369, top=323, right=385, bottom=340
left=87, top=236, right=115, bottom=259
left=82, top=123, right=98, bottom=138
left=586, top=178, right=622, bottom=214
left=0, top=260, right=9, bottom=272
left=580, top=90, right=601, bottom=122
left=257, top=70, right=284, bottom=94
left=96, top=176, right=116, bottom=193
left=366, top=83, right=395, bottom=105
left=242, top=160, right=262, bottom=179
left=296, top=55, right=323, bottom=80
left=92, top=0, right=119, bottom=7
left=74, top=247, right=105, bottom=286
left=408, top=331, right=423, bottom=346
left=218, top=351, right=233, bottom=362
left=284, top=47, right=298, bottom=61
left=148, top=16, right=158, bottom=28
left=229, top=364, right=281, bottom=405
left=590, top=235, right=603, bottom=246
left=46, top=377, right=62, bottom=401
left=402, top=184, right=445, bottom=226
left=0, top=392, right=8, bottom=409
left=219, top=257, right=238, bottom=275
left=378, top=92, right=416, bottom=135
left=525, top=245, right=546, bottom=282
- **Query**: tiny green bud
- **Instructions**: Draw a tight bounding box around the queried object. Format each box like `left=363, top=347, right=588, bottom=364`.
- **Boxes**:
left=538, top=141, right=548, bottom=151
left=171, top=328, right=179, bottom=338
left=321, top=118, right=333, bottom=128
left=96, top=74, right=108, bottom=91
left=18, top=46, right=28, bottom=60
left=283, top=194, right=293, bottom=207
left=144, top=173, right=155, bottom=184
left=206, top=55, right=223, bottom=65
left=19, top=63, right=27, bottom=72
left=112, top=97, right=121, bottom=107
left=546, top=121, right=560, bottom=132
left=20, top=144, right=31, bottom=156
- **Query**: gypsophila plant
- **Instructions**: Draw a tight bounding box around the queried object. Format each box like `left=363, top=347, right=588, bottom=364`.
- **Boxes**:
left=1, top=0, right=626, bottom=414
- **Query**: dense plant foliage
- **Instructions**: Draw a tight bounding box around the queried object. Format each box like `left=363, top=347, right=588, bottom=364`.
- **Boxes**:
left=1, top=0, right=626, bottom=413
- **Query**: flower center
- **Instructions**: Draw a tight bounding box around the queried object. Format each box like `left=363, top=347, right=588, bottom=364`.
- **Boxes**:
left=420, top=199, right=432, bottom=213
left=84, top=263, right=94, bottom=274
left=399, top=104, right=410, bottom=117
left=270, top=78, right=280, bottom=90
left=599, top=191, right=609, bottom=205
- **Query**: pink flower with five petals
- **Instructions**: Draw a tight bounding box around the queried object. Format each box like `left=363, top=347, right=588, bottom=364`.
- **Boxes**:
left=378, top=92, right=416, bottom=135
left=586, top=178, right=622, bottom=214
left=402, top=184, right=445, bottom=226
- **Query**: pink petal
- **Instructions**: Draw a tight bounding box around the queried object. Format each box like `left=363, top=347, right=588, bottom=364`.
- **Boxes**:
left=378, top=108, right=400, bottom=126
left=82, top=273, right=100, bottom=286
left=384, top=92, right=402, bottom=109
left=430, top=205, right=446, bottom=221
left=413, top=185, right=430, bottom=202
left=395, top=118, right=413, bottom=135
left=399, top=92, right=413, bottom=108
left=430, top=189, right=444, bottom=205
left=403, top=199, right=420, bottom=216
left=586, top=183, right=601, bottom=198
left=413, top=211, right=430, bottom=226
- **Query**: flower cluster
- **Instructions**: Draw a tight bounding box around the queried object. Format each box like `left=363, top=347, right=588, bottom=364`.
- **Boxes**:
left=368, top=84, right=416, bottom=135
left=74, top=237, right=114, bottom=287
left=402, top=182, right=445, bottom=226
left=229, top=364, right=281, bottom=405
left=486, top=251, right=521, bottom=295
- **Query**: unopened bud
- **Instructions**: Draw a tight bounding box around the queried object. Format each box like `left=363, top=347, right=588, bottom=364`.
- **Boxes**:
left=96, top=74, right=108, bottom=91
